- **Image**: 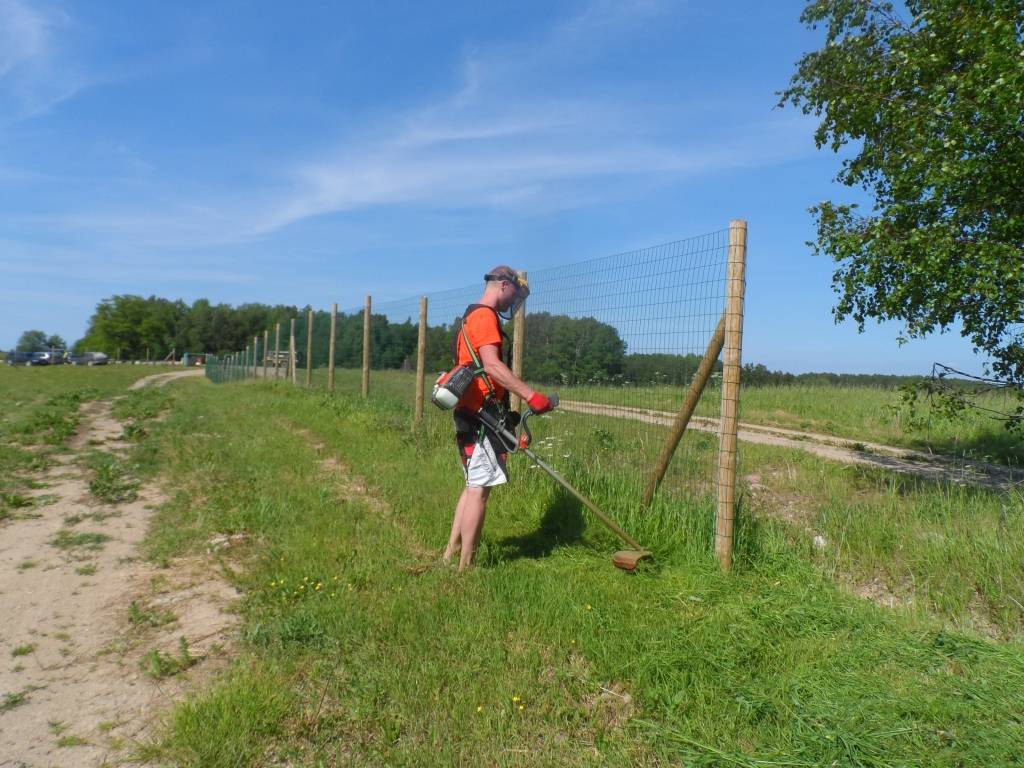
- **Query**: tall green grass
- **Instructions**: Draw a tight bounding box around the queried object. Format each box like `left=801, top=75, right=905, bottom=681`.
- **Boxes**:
left=139, top=379, right=1024, bottom=766
left=292, top=367, right=1023, bottom=464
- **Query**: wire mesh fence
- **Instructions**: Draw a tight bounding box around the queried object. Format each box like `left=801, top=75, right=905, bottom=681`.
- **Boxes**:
left=205, top=222, right=747, bottom=566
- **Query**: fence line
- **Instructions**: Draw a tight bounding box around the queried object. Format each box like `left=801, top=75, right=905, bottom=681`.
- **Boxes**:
left=205, top=222, right=746, bottom=568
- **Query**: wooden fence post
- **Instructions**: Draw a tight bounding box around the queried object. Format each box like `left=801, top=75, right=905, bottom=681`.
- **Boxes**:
left=263, top=329, right=269, bottom=379
left=289, top=318, right=297, bottom=385
left=274, top=323, right=281, bottom=379
left=306, top=309, right=314, bottom=388
left=511, top=270, right=527, bottom=413
left=715, top=220, right=747, bottom=572
left=415, top=296, right=428, bottom=424
left=642, top=314, right=726, bottom=506
left=253, top=335, right=259, bottom=379
left=362, top=295, right=371, bottom=397
left=328, top=303, right=337, bottom=392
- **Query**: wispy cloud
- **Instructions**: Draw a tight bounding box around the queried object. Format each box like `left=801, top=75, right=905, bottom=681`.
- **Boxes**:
left=5, top=0, right=814, bottom=250
left=0, top=0, right=87, bottom=119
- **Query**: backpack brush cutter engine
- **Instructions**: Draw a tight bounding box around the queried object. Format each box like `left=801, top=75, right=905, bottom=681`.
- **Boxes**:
left=476, top=394, right=653, bottom=572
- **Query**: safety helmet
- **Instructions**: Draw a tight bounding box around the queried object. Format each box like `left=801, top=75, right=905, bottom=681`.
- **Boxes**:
left=484, top=270, right=530, bottom=319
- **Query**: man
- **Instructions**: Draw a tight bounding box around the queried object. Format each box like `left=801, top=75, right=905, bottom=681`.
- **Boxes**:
left=443, top=266, right=555, bottom=571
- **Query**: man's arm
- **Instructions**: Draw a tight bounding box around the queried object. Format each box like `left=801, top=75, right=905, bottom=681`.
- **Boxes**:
left=478, top=344, right=535, bottom=401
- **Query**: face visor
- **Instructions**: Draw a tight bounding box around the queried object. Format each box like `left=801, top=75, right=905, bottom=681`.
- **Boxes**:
left=485, top=272, right=530, bottom=319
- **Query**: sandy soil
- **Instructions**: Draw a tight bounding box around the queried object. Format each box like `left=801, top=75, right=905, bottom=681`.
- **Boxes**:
left=559, top=399, right=1020, bottom=491
left=0, top=369, right=236, bottom=768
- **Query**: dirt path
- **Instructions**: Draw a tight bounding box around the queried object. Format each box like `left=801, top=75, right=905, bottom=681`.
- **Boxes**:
left=559, top=399, right=1020, bottom=491
left=128, top=368, right=205, bottom=391
left=0, top=370, right=236, bottom=768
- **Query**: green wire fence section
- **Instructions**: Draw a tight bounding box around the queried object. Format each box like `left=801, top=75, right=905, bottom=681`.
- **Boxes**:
left=205, top=222, right=747, bottom=568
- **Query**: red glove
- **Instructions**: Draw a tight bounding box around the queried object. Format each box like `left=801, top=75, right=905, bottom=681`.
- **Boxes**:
left=527, top=392, right=553, bottom=414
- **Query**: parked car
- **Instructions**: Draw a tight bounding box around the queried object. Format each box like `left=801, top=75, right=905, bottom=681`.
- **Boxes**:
left=5, top=350, right=38, bottom=365
left=68, top=351, right=109, bottom=366
left=30, top=350, right=69, bottom=365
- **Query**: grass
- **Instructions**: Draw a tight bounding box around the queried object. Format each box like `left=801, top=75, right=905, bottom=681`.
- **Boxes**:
left=128, top=600, right=176, bottom=628
left=1, top=689, right=32, bottom=713
left=305, top=368, right=1023, bottom=464
left=140, top=637, right=195, bottom=679
left=0, top=364, right=175, bottom=515
left=133, top=376, right=1024, bottom=766
left=83, top=450, right=139, bottom=503
left=11, top=644, right=35, bottom=657
left=51, top=529, right=111, bottom=552
left=56, top=734, right=90, bottom=747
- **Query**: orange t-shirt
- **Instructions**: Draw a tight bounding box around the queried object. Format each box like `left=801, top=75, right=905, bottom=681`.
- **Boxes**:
left=456, top=306, right=506, bottom=413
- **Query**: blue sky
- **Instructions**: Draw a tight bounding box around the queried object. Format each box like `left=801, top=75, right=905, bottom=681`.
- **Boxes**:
left=0, top=0, right=986, bottom=374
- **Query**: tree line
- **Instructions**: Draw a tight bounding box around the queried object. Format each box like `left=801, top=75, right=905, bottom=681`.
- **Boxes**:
left=10, top=293, right=931, bottom=390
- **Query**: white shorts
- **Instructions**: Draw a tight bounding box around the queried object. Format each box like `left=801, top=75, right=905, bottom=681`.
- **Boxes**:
left=461, top=433, right=509, bottom=488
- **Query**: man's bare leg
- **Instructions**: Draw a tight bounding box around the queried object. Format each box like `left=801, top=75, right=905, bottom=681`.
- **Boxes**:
left=443, top=488, right=470, bottom=562
left=458, top=486, right=490, bottom=571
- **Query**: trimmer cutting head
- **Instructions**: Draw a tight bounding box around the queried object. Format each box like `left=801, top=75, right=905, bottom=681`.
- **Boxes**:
left=612, top=550, right=653, bottom=572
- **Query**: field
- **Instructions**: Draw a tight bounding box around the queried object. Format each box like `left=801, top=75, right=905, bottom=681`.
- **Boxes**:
left=3, top=366, right=1023, bottom=765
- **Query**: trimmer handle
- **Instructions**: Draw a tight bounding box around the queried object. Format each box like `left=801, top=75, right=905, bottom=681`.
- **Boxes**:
left=519, top=392, right=558, bottom=449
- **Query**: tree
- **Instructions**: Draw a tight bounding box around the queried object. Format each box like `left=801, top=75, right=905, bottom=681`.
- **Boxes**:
left=780, top=0, right=1024, bottom=383
left=45, top=334, right=66, bottom=349
left=16, top=330, right=48, bottom=351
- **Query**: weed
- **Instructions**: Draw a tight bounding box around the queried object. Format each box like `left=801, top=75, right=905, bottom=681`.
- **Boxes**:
left=76, top=564, right=98, bottom=575
left=112, top=387, right=171, bottom=423
left=1, top=493, right=33, bottom=509
left=16, top=560, right=37, bottom=571
left=122, top=422, right=147, bottom=441
left=48, top=719, right=69, bottom=735
left=128, top=600, right=176, bottom=628
left=11, top=644, right=35, bottom=657
left=51, top=529, right=110, bottom=552
left=84, top=451, right=138, bottom=503
left=1, top=687, right=36, bottom=713
left=140, top=637, right=195, bottom=679
left=56, top=734, right=89, bottom=747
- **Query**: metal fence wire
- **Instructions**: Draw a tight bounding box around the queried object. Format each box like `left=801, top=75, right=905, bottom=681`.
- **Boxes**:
left=206, top=222, right=747, bottom=567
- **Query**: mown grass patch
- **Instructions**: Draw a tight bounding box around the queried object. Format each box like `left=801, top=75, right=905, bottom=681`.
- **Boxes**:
left=137, top=378, right=1024, bottom=766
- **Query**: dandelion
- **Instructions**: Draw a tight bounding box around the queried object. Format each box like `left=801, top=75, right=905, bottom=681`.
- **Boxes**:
left=512, top=696, right=520, bottom=703
left=518, top=704, right=525, bottom=711
left=585, top=604, right=592, bottom=611
left=315, top=584, right=322, bottom=591
left=570, top=640, right=576, bottom=645
left=476, top=706, right=483, bottom=713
